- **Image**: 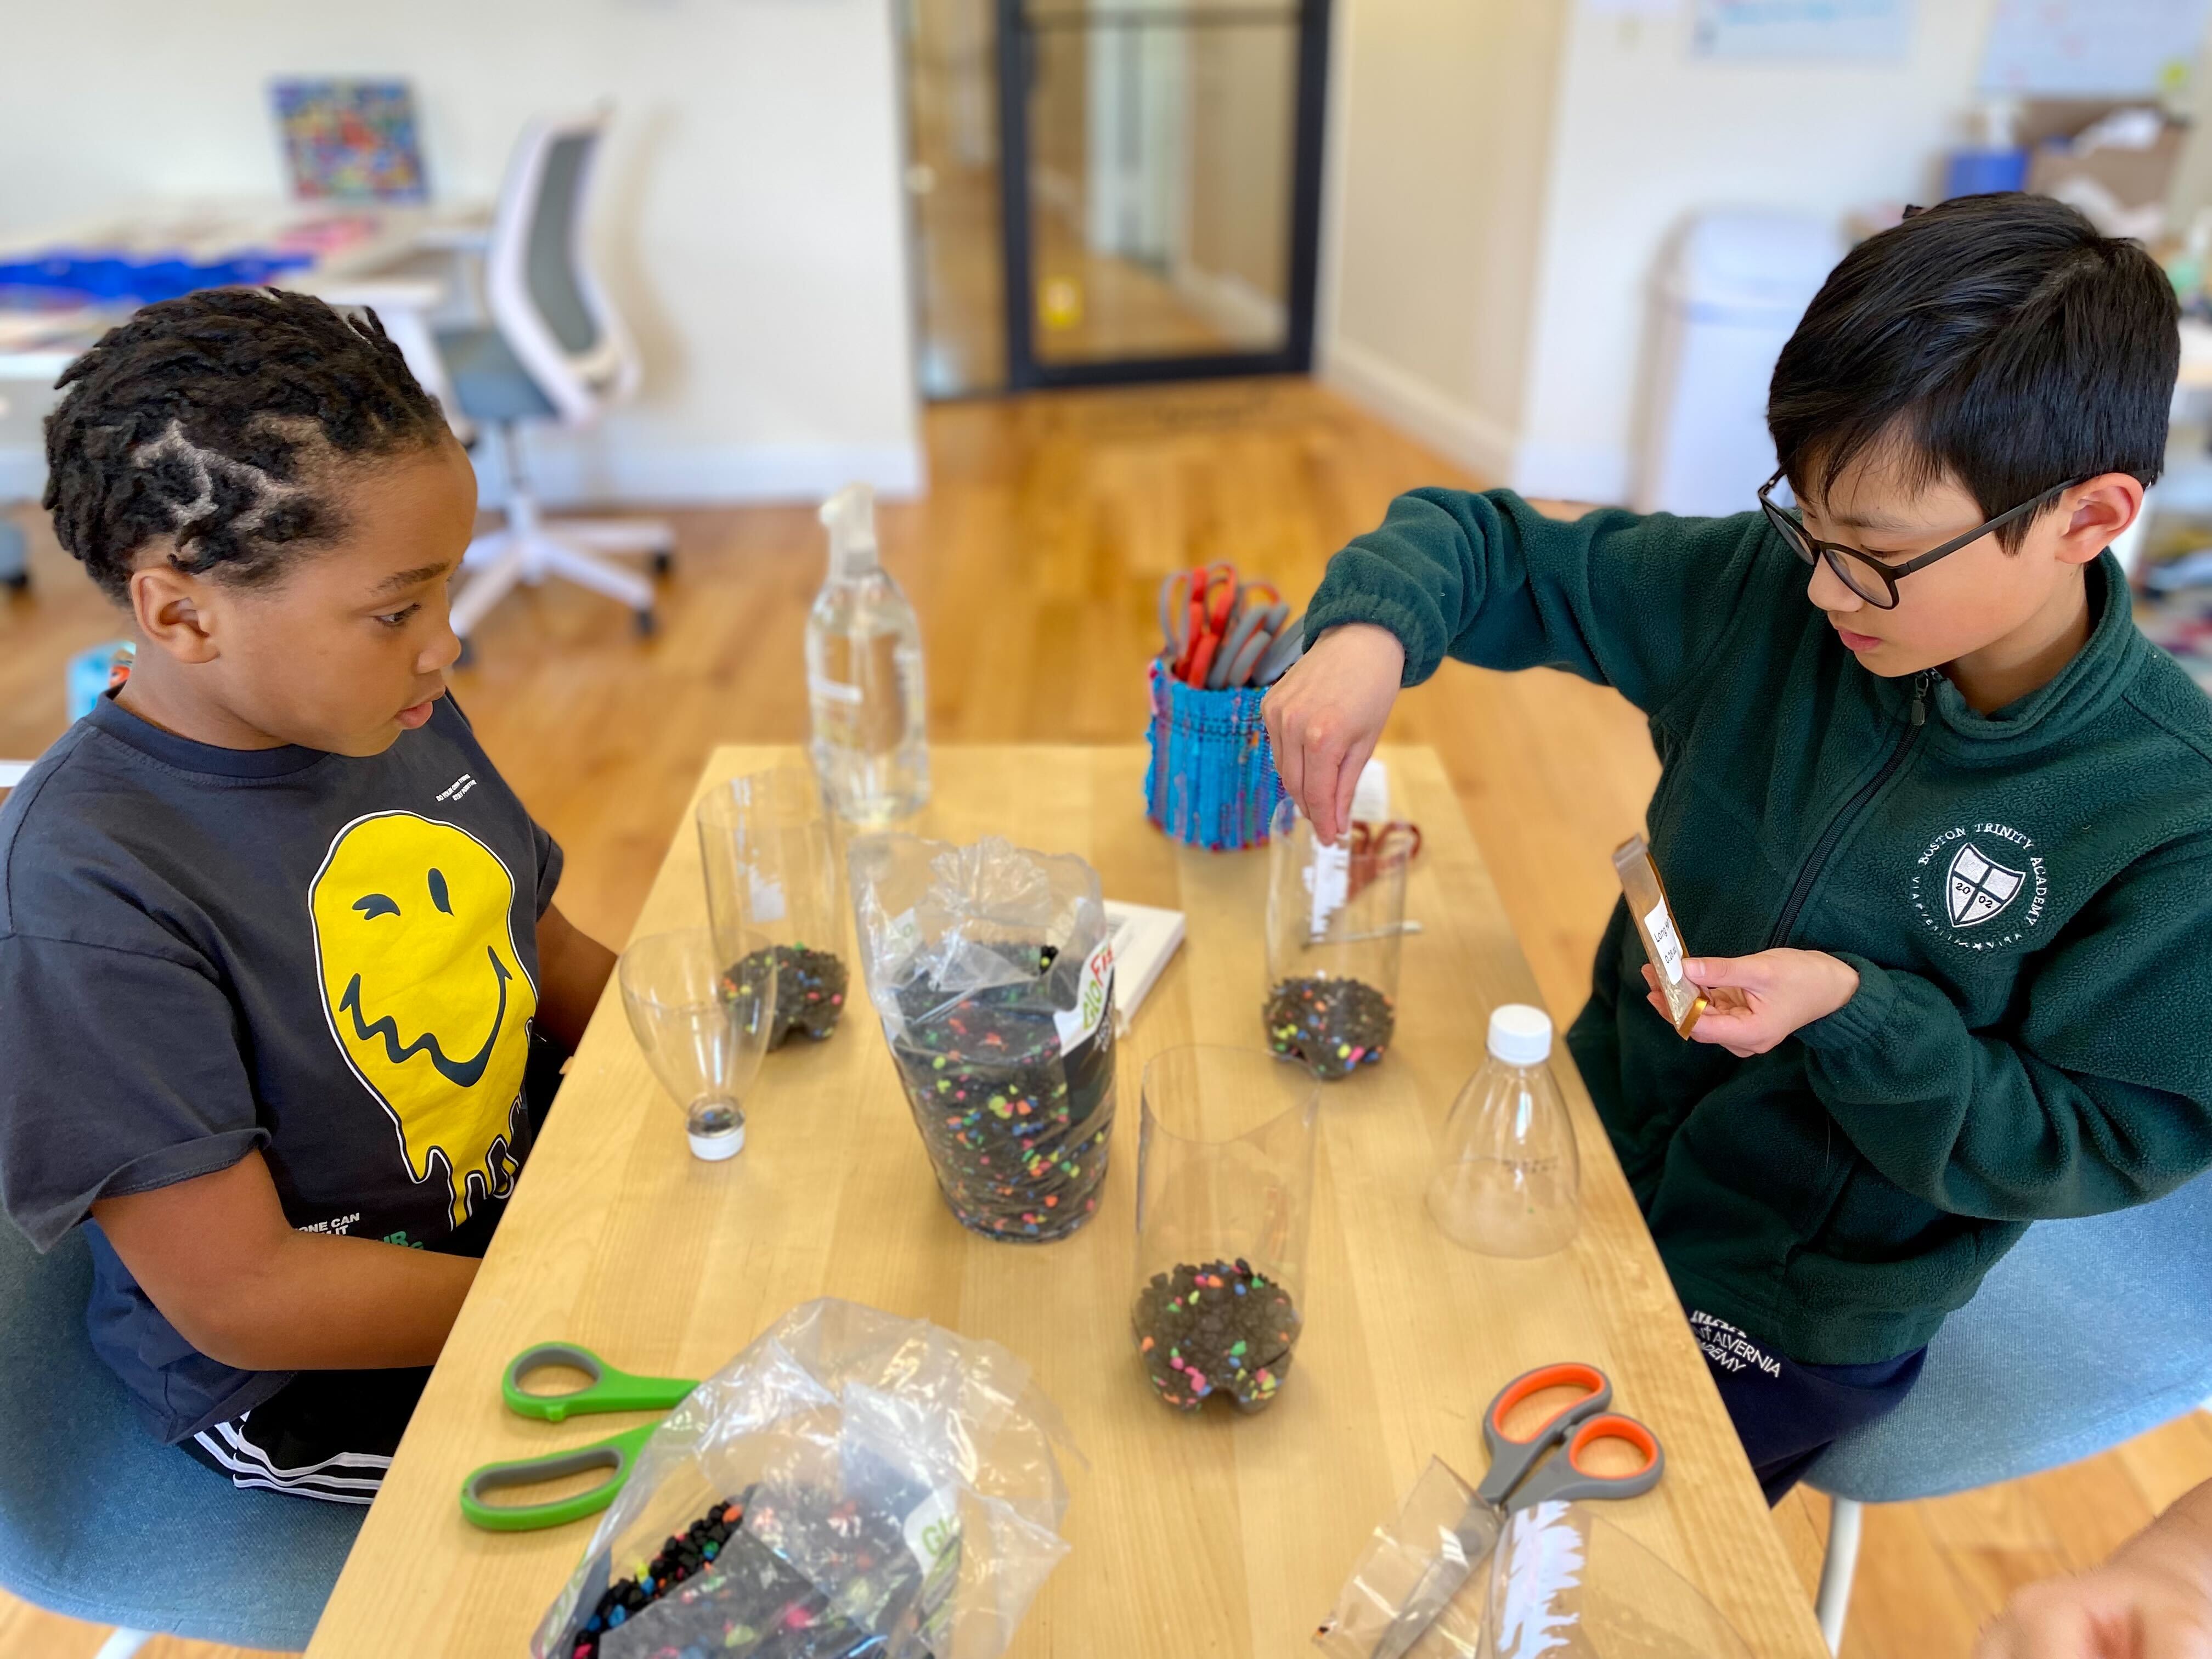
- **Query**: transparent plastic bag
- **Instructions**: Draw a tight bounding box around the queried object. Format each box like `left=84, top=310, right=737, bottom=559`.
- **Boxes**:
left=1314, top=1459, right=1491, bottom=1659
left=848, top=834, right=1118, bottom=1241
left=533, top=1300, right=1079, bottom=1659
left=1315, top=1460, right=1754, bottom=1659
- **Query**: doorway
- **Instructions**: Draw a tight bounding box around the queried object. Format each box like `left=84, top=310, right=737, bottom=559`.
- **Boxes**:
left=899, top=0, right=1328, bottom=394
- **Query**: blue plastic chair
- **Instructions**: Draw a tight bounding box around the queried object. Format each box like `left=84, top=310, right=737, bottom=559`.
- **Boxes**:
left=0, top=1219, right=364, bottom=1653
left=1805, top=1167, right=2212, bottom=1651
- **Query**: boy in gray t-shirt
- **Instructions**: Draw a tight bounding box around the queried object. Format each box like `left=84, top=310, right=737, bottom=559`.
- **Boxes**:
left=0, top=290, right=616, bottom=1502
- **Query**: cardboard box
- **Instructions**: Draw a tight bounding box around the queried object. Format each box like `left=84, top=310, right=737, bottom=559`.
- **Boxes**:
left=2021, top=99, right=2187, bottom=239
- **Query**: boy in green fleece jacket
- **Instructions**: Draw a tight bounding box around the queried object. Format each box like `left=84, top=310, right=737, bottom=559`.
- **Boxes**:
left=1265, top=194, right=2212, bottom=1502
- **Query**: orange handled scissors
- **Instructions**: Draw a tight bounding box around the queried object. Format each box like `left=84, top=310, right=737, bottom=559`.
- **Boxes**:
left=1373, top=1362, right=1664, bottom=1659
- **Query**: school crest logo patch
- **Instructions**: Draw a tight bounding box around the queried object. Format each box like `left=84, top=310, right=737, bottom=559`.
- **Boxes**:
left=1912, top=823, right=2048, bottom=951
left=1946, top=842, right=2025, bottom=927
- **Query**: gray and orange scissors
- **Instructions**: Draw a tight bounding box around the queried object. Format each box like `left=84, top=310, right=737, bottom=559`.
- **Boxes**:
left=1372, top=1362, right=1664, bottom=1658
left=1157, top=564, right=1293, bottom=688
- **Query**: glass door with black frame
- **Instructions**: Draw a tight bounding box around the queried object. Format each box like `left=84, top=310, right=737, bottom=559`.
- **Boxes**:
left=998, top=0, right=1325, bottom=387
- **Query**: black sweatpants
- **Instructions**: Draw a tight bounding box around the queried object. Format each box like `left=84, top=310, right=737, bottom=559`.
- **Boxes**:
left=1690, top=1309, right=1926, bottom=1504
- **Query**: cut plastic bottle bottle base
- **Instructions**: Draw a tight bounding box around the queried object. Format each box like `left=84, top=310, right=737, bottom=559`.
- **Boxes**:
left=688, top=1104, right=747, bottom=1162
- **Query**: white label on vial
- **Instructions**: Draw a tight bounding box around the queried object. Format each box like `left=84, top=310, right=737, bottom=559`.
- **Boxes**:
left=1305, top=840, right=1351, bottom=940
left=808, top=673, right=864, bottom=706
left=1643, top=899, right=1686, bottom=984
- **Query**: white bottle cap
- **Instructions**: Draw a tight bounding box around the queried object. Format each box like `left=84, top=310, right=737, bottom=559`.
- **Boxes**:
left=689, top=1115, right=747, bottom=1161
left=1487, top=1004, right=1553, bottom=1066
left=1351, top=758, right=1390, bottom=824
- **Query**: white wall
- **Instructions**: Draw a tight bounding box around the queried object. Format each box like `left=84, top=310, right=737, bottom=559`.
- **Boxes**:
left=1317, top=0, right=1569, bottom=481
left=1515, top=0, right=2000, bottom=503
left=0, top=0, right=922, bottom=506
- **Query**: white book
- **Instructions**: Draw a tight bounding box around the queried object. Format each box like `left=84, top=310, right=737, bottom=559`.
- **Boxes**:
left=1102, top=899, right=1186, bottom=1031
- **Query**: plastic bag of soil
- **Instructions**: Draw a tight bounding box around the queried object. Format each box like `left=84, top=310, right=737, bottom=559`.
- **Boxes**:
left=533, top=1300, right=1078, bottom=1659
left=848, top=834, right=1118, bottom=1242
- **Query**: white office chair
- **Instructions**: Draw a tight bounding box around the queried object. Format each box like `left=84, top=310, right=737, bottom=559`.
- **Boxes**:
left=433, top=109, right=673, bottom=648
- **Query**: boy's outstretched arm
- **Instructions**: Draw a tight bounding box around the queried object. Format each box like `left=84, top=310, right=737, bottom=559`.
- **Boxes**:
left=1268, top=489, right=1779, bottom=838
left=93, top=1149, right=476, bottom=1372
left=1766, top=837, right=2212, bottom=1218
left=534, top=902, right=616, bottom=1052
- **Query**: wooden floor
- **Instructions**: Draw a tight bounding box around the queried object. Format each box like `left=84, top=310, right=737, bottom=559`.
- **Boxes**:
left=2, top=377, right=2207, bottom=1657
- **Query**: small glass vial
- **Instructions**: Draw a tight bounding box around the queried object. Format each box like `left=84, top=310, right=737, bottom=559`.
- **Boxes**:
left=1427, top=1005, right=1580, bottom=1257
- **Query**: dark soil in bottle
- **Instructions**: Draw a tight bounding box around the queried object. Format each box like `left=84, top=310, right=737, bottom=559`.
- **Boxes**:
left=1133, top=1259, right=1302, bottom=1413
left=883, top=944, right=1115, bottom=1242
left=1265, top=975, right=1393, bottom=1080
left=729, top=945, right=849, bottom=1049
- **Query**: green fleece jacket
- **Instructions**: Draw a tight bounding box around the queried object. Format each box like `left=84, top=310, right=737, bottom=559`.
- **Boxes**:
left=1306, top=491, right=2212, bottom=1364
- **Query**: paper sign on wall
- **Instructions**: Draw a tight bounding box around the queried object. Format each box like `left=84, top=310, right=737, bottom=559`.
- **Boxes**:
left=1980, top=0, right=2212, bottom=98
left=1692, top=0, right=1912, bottom=61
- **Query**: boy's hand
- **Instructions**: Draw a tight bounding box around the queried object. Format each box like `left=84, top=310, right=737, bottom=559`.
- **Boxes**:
left=1977, top=1476, right=2212, bottom=1659
left=1640, top=950, right=1859, bottom=1057
left=1261, top=622, right=1406, bottom=845
left=1976, top=1551, right=2212, bottom=1658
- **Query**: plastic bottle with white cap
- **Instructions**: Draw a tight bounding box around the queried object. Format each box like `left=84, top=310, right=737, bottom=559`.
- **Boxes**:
left=1426, top=1003, right=1581, bottom=1256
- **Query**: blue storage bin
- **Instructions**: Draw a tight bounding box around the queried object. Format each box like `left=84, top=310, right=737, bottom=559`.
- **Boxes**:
left=1143, top=659, right=1286, bottom=851
left=1943, top=148, right=2029, bottom=198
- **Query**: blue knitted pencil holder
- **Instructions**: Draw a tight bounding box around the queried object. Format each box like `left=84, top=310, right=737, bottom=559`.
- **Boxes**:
left=1144, top=659, right=1286, bottom=851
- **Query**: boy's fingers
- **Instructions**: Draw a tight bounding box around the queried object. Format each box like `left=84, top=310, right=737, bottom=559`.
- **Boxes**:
left=1306, top=729, right=1349, bottom=843
left=1266, top=697, right=1304, bottom=813
left=1331, top=732, right=1379, bottom=840
left=1684, top=1005, right=1761, bottom=1045
left=1683, top=954, right=1760, bottom=990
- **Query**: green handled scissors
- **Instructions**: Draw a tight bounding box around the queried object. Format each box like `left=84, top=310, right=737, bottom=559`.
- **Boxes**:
left=458, top=1343, right=697, bottom=1532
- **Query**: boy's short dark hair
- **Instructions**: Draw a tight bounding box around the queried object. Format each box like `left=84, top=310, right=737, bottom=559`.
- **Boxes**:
left=1768, top=193, right=2179, bottom=548
left=43, top=287, right=450, bottom=603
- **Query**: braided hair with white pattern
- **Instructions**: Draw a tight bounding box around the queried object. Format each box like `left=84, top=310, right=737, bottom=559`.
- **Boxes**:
left=42, top=287, right=449, bottom=604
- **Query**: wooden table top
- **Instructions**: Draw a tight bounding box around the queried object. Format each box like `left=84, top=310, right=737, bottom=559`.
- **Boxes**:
left=307, top=744, right=1825, bottom=1659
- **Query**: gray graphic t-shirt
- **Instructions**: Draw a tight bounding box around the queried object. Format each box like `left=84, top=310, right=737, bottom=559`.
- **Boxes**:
left=0, top=695, right=560, bottom=1442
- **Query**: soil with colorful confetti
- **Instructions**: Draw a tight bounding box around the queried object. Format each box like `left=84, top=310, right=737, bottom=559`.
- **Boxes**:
left=1265, top=975, right=1393, bottom=1080
left=731, top=945, right=849, bottom=1049
left=1133, top=1259, right=1302, bottom=1413
left=573, top=1491, right=924, bottom=1659
left=884, top=949, right=1116, bottom=1243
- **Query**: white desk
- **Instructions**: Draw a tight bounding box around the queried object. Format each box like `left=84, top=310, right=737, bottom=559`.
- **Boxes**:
left=0, top=198, right=489, bottom=413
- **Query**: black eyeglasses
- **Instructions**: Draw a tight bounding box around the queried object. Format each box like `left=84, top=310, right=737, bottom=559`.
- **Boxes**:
left=1757, top=469, right=2084, bottom=610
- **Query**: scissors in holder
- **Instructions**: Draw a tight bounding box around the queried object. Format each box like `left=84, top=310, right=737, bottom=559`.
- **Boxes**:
left=1210, top=597, right=1289, bottom=689
left=1372, top=1362, right=1664, bottom=1659
left=458, top=1343, right=698, bottom=1532
left=1158, top=565, right=1284, bottom=688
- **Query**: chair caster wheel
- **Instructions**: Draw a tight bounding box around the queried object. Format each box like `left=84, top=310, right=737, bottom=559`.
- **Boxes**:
left=634, top=608, right=658, bottom=639
left=651, top=549, right=674, bottom=577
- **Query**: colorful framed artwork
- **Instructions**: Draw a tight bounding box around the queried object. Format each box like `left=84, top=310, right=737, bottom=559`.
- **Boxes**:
left=270, top=79, right=429, bottom=202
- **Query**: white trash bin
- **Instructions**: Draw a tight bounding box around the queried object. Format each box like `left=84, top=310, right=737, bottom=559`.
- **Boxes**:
left=1634, top=211, right=1844, bottom=517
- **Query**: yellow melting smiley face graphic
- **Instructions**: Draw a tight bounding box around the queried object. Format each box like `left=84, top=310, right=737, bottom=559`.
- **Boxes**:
left=311, top=812, right=539, bottom=1229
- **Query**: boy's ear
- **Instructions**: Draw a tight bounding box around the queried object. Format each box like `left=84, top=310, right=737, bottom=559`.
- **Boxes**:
left=2052, top=473, right=2145, bottom=566
left=128, top=554, right=223, bottom=665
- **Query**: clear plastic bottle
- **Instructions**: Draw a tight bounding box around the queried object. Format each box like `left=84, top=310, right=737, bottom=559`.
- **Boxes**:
left=1427, top=1004, right=1581, bottom=1257
left=806, top=484, right=930, bottom=827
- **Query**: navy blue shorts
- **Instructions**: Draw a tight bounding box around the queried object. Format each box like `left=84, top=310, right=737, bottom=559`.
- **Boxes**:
left=1690, top=1310, right=1925, bottom=1504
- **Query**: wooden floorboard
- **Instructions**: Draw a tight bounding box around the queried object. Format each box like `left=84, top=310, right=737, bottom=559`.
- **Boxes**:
left=0, top=376, right=2202, bottom=1655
